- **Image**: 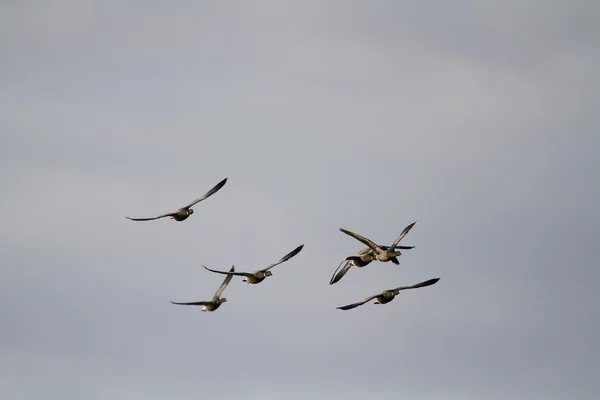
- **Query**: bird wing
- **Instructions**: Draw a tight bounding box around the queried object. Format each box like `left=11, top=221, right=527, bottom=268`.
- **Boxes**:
left=203, top=265, right=252, bottom=278
left=171, top=301, right=212, bottom=306
left=381, top=245, right=414, bottom=250
left=261, top=244, right=304, bottom=272
left=125, top=212, right=177, bottom=221
left=339, top=228, right=379, bottom=252
left=213, top=265, right=235, bottom=300
left=183, top=177, right=228, bottom=209
left=330, top=258, right=354, bottom=285
left=336, top=294, right=379, bottom=311
left=392, top=277, right=440, bottom=292
left=391, top=221, right=417, bottom=249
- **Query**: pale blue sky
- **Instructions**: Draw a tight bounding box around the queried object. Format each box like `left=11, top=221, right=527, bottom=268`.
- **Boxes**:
left=1, top=1, right=599, bottom=399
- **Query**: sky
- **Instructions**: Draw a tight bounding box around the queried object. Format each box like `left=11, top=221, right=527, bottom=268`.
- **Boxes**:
left=1, top=1, right=599, bottom=399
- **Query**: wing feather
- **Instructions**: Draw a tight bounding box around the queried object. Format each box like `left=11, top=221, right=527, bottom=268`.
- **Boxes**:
left=214, top=265, right=235, bottom=299
left=262, top=244, right=304, bottom=271
left=125, top=212, right=176, bottom=221
left=203, top=265, right=251, bottom=278
left=171, top=301, right=211, bottom=306
left=339, top=229, right=379, bottom=252
left=393, top=277, right=440, bottom=292
left=391, top=221, right=417, bottom=248
left=330, top=258, right=354, bottom=285
left=336, top=294, right=379, bottom=311
left=184, top=178, right=228, bottom=209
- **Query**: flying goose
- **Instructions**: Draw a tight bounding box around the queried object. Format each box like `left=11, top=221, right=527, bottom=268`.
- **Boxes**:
left=336, top=277, right=440, bottom=310
left=203, top=244, right=304, bottom=284
left=126, top=177, right=227, bottom=222
left=171, top=265, right=235, bottom=312
left=330, top=243, right=415, bottom=285
left=339, top=221, right=417, bottom=264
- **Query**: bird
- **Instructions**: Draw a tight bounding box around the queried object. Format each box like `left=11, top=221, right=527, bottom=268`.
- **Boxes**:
left=126, top=177, right=227, bottom=222
left=171, top=265, right=235, bottom=312
left=203, top=244, right=304, bottom=284
left=339, top=221, right=417, bottom=265
left=336, top=277, right=440, bottom=311
left=330, top=243, right=415, bottom=285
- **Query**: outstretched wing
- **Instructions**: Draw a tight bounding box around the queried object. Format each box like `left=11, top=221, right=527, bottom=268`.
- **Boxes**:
left=381, top=245, right=415, bottom=250
left=391, top=221, right=417, bottom=249
left=203, top=265, right=252, bottom=278
left=171, top=301, right=212, bottom=306
left=184, top=177, right=228, bottom=209
left=126, top=212, right=177, bottom=221
left=330, top=258, right=354, bottom=285
left=393, top=277, right=440, bottom=292
left=339, top=228, right=379, bottom=252
left=214, top=265, right=235, bottom=300
left=262, top=244, right=304, bottom=272
left=336, top=294, right=379, bottom=311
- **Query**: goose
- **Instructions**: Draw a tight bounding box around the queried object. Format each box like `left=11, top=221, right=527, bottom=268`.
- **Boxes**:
left=339, top=221, right=416, bottom=264
left=203, top=244, right=304, bottom=284
left=126, top=177, right=227, bottom=222
left=336, top=277, right=440, bottom=310
left=171, top=265, right=235, bottom=312
left=329, top=243, right=415, bottom=285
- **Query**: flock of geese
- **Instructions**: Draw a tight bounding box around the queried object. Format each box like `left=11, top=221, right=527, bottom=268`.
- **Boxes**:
left=126, top=177, right=441, bottom=312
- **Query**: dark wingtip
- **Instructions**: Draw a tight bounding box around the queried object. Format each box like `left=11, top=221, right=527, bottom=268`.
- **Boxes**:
left=423, top=277, right=441, bottom=286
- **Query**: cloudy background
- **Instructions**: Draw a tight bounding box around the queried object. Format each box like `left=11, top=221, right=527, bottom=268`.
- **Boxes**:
left=1, top=1, right=599, bottom=399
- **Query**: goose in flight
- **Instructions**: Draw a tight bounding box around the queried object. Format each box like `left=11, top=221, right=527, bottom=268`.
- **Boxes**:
left=336, top=277, right=440, bottom=311
left=126, top=177, right=227, bottom=222
left=203, top=244, right=304, bottom=284
left=171, top=265, right=235, bottom=312
left=329, top=243, right=415, bottom=285
left=339, top=221, right=416, bottom=265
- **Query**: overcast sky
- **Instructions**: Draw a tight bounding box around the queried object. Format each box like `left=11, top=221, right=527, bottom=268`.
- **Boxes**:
left=1, top=1, right=599, bottom=399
